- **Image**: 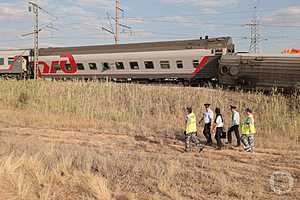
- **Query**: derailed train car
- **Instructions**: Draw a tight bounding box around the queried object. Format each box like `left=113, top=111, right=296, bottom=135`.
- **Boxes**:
left=219, top=53, right=300, bottom=91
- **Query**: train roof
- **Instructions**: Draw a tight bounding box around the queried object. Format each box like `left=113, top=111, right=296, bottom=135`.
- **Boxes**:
left=228, top=53, right=300, bottom=58
left=39, top=36, right=233, bottom=56
left=0, top=49, right=29, bottom=56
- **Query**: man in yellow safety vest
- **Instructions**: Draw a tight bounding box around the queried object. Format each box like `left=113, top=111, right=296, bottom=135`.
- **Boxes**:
left=185, top=107, right=204, bottom=152
left=241, top=108, right=256, bottom=153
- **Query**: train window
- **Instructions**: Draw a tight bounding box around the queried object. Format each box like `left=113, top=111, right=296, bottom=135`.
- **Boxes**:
left=89, top=63, right=97, bottom=70
left=215, top=49, right=223, bottom=55
left=102, top=62, right=110, bottom=71
left=0, top=58, right=4, bottom=65
left=160, top=61, right=170, bottom=69
left=193, top=60, right=199, bottom=68
left=130, top=62, right=139, bottom=70
left=8, top=57, right=14, bottom=65
left=116, top=62, right=125, bottom=70
left=144, top=61, right=154, bottom=69
left=221, top=66, right=229, bottom=74
left=176, top=60, right=183, bottom=68
left=77, top=63, right=85, bottom=70
left=65, top=64, right=71, bottom=70
left=53, top=63, right=61, bottom=71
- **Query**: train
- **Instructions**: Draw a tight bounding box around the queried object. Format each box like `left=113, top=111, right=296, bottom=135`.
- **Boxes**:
left=219, top=54, right=300, bottom=91
left=1, top=36, right=300, bottom=91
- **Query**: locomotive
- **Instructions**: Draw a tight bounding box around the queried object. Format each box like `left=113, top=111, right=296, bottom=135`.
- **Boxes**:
left=1, top=36, right=300, bottom=91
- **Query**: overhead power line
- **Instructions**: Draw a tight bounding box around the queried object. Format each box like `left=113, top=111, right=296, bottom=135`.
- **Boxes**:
left=126, top=7, right=287, bottom=19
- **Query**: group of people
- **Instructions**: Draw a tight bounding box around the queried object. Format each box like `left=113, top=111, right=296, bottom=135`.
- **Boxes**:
left=184, top=103, right=256, bottom=153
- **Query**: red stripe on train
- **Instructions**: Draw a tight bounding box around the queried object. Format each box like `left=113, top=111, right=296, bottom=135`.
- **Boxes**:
left=192, top=56, right=209, bottom=79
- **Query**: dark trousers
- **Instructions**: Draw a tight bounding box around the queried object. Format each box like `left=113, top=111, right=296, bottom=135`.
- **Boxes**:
left=215, top=127, right=223, bottom=148
left=227, top=125, right=241, bottom=146
left=203, top=123, right=212, bottom=144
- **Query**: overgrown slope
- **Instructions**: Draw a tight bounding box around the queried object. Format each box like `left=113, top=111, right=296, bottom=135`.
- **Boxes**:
left=0, top=80, right=298, bottom=199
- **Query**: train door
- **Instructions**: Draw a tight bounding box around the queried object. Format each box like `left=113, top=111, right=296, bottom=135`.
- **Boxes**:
left=21, top=56, right=32, bottom=79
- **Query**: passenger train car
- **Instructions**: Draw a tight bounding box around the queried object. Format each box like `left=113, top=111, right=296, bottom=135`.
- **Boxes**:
left=37, top=36, right=233, bottom=84
left=0, top=36, right=233, bottom=84
left=38, top=49, right=220, bottom=85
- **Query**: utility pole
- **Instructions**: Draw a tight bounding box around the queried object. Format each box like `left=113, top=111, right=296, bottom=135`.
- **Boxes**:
left=115, top=0, right=120, bottom=44
left=102, top=0, right=131, bottom=44
left=247, top=0, right=260, bottom=53
left=26, top=1, right=57, bottom=79
left=29, top=1, right=39, bottom=79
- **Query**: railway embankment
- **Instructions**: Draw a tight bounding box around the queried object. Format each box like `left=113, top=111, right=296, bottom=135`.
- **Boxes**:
left=0, top=80, right=298, bottom=199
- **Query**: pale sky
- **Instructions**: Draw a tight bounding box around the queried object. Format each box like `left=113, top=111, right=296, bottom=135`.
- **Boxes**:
left=0, top=0, right=300, bottom=53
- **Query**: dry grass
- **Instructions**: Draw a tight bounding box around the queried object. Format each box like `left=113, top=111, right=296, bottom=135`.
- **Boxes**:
left=1, top=80, right=299, bottom=142
left=0, top=80, right=299, bottom=200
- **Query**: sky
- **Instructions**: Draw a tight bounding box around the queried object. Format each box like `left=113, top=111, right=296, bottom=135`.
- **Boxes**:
left=0, top=0, right=300, bottom=53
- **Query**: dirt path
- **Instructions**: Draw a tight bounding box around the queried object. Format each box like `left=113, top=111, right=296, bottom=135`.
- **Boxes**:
left=0, top=121, right=299, bottom=199
left=0, top=121, right=299, bottom=171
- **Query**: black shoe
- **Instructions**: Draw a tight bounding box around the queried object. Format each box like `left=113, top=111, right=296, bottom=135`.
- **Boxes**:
left=205, top=142, right=212, bottom=146
left=216, top=146, right=222, bottom=150
left=235, top=144, right=241, bottom=147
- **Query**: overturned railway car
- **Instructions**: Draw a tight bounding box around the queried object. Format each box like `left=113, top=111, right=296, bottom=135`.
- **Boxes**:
left=219, top=54, right=300, bottom=91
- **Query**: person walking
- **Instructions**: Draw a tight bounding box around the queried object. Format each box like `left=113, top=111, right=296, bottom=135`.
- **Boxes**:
left=185, top=107, right=204, bottom=152
left=213, top=107, right=224, bottom=150
left=199, top=103, right=214, bottom=146
left=241, top=108, right=256, bottom=153
left=227, top=105, right=241, bottom=147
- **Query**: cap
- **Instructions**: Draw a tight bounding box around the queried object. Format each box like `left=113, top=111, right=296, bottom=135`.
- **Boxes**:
left=245, top=108, right=252, bottom=113
left=186, top=106, right=193, bottom=112
left=230, top=105, right=237, bottom=109
left=204, top=103, right=211, bottom=107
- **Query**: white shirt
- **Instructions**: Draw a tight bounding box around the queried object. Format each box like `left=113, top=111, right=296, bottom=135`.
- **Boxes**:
left=203, top=109, right=214, bottom=124
left=215, top=115, right=224, bottom=127
left=231, top=110, right=240, bottom=126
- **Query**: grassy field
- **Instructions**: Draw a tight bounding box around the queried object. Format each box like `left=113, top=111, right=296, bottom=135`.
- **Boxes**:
left=0, top=80, right=299, bottom=200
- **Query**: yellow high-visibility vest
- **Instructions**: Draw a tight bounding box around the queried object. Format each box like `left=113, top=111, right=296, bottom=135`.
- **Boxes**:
left=186, top=112, right=197, bottom=134
left=242, top=114, right=256, bottom=135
